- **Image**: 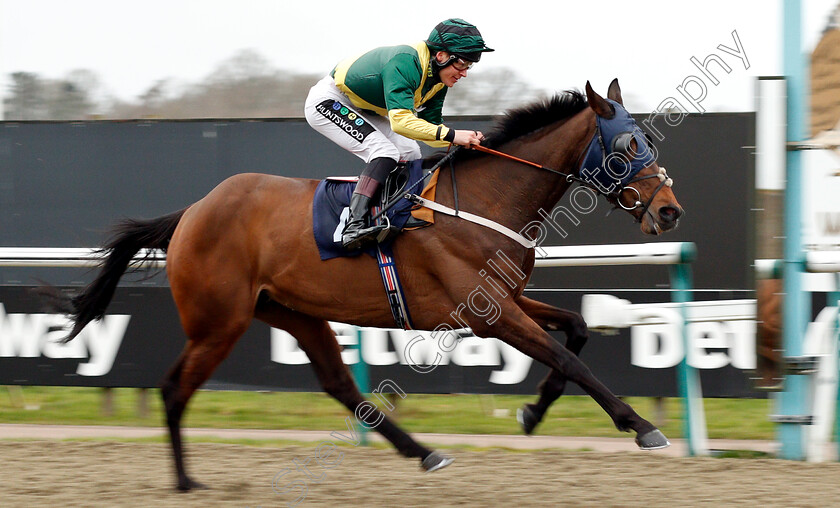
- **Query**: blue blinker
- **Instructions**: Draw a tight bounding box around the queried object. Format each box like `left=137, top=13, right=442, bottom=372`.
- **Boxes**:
left=579, top=98, right=656, bottom=194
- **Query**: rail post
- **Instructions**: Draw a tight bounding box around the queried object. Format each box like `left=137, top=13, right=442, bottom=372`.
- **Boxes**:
left=349, top=326, right=369, bottom=445
left=668, top=243, right=707, bottom=456
left=778, top=0, right=810, bottom=460
left=537, top=241, right=706, bottom=455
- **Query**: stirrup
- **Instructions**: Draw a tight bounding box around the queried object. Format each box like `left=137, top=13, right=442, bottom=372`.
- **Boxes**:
left=342, top=223, right=388, bottom=250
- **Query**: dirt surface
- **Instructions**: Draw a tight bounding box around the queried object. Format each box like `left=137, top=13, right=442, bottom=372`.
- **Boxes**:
left=4, top=440, right=840, bottom=507
left=0, top=423, right=780, bottom=456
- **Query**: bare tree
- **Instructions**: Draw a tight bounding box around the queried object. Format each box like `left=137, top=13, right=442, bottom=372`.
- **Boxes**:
left=46, top=70, right=99, bottom=120
left=443, top=67, right=548, bottom=116
left=108, top=49, right=319, bottom=119
left=4, top=72, right=46, bottom=120
left=4, top=51, right=548, bottom=121
left=4, top=70, right=100, bottom=120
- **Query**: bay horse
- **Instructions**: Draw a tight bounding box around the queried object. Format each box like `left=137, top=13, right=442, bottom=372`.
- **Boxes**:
left=45, top=79, right=683, bottom=491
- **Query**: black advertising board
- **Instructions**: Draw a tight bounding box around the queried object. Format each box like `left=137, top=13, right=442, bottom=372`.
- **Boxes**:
left=0, top=286, right=758, bottom=397
left=0, top=115, right=759, bottom=397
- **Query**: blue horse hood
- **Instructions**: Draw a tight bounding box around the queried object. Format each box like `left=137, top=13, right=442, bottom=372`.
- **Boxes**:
left=580, top=98, right=657, bottom=194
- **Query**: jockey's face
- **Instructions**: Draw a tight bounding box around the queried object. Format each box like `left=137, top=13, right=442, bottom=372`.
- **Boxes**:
left=435, top=51, right=469, bottom=87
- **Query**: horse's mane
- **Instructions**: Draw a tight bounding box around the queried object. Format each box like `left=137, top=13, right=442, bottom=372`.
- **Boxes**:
left=425, top=90, right=588, bottom=165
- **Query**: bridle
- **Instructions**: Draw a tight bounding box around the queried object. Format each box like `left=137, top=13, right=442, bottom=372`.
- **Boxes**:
left=471, top=108, right=674, bottom=224
left=373, top=103, right=676, bottom=248
left=470, top=144, right=673, bottom=223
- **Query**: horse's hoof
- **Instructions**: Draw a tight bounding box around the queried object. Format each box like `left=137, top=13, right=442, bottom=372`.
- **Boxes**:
left=517, top=404, right=539, bottom=435
left=177, top=477, right=209, bottom=492
left=421, top=451, right=454, bottom=472
left=635, top=429, right=670, bottom=450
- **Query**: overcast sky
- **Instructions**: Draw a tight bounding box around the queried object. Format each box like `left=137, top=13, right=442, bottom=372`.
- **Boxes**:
left=1, top=0, right=838, bottom=113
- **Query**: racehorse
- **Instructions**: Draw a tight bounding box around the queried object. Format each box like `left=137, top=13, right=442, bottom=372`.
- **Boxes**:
left=42, top=80, right=683, bottom=491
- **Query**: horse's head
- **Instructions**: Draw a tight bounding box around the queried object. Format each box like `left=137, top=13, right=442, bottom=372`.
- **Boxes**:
left=582, top=80, right=683, bottom=235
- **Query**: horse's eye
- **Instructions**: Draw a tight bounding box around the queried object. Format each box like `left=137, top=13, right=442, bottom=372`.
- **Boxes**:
left=611, top=132, right=634, bottom=154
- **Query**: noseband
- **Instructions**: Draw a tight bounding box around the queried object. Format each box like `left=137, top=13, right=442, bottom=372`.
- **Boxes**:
left=595, top=166, right=673, bottom=223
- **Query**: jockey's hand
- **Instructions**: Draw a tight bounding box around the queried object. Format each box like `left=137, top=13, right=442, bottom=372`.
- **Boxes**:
left=452, top=129, right=484, bottom=148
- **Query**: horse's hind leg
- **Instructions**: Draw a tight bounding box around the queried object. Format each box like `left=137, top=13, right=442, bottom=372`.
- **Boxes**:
left=255, top=298, right=453, bottom=471
left=161, top=293, right=252, bottom=491
left=515, top=296, right=589, bottom=435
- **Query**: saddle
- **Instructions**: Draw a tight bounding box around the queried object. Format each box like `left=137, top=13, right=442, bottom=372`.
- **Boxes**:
left=312, top=159, right=438, bottom=261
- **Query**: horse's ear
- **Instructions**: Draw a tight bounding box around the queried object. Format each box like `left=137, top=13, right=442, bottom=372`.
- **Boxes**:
left=585, top=81, right=615, bottom=119
left=607, top=78, right=623, bottom=105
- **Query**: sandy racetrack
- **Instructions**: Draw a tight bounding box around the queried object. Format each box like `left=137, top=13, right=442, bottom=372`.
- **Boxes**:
left=3, top=440, right=840, bottom=507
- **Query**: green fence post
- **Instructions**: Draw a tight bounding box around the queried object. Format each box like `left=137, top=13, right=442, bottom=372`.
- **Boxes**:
left=349, top=326, right=369, bottom=446
left=831, top=285, right=840, bottom=461
left=778, top=0, right=810, bottom=460
left=669, top=243, right=706, bottom=456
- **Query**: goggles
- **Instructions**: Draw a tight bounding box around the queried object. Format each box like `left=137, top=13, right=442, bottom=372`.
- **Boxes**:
left=450, top=57, right=475, bottom=71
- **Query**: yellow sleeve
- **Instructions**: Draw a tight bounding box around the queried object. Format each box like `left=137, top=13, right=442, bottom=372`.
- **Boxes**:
left=388, top=109, right=453, bottom=147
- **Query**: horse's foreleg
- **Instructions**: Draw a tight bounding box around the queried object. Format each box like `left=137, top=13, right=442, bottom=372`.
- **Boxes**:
left=470, top=305, right=667, bottom=449
left=255, top=300, right=453, bottom=472
left=515, top=296, right=589, bottom=434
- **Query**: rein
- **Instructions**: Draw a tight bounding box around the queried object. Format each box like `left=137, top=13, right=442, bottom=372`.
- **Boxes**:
left=471, top=145, right=566, bottom=177
left=371, top=115, right=673, bottom=248
left=472, top=138, right=673, bottom=223
left=369, top=147, right=462, bottom=223
left=370, top=146, right=538, bottom=249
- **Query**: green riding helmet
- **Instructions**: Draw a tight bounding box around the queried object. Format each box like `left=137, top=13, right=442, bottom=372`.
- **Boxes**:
left=425, top=18, right=494, bottom=62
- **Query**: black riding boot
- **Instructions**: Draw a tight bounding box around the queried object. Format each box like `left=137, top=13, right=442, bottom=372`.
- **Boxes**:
left=341, top=193, right=385, bottom=250
left=341, top=157, right=397, bottom=250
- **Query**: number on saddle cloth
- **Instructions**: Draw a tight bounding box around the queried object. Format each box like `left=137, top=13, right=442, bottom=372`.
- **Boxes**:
left=312, top=159, right=430, bottom=261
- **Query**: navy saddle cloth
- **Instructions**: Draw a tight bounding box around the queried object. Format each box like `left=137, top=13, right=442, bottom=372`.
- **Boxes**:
left=313, top=159, right=424, bottom=260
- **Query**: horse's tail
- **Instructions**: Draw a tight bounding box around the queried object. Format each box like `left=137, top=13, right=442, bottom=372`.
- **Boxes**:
left=40, top=208, right=187, bottom=342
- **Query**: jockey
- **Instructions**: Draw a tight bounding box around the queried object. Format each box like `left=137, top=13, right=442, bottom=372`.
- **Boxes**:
left=304, top=18, right=493, bottom=250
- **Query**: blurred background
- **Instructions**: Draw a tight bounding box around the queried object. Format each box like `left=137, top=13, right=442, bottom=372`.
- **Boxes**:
left=2, top=0, right=839, bottom=120
left=2, top=0, right=840, bottom=483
